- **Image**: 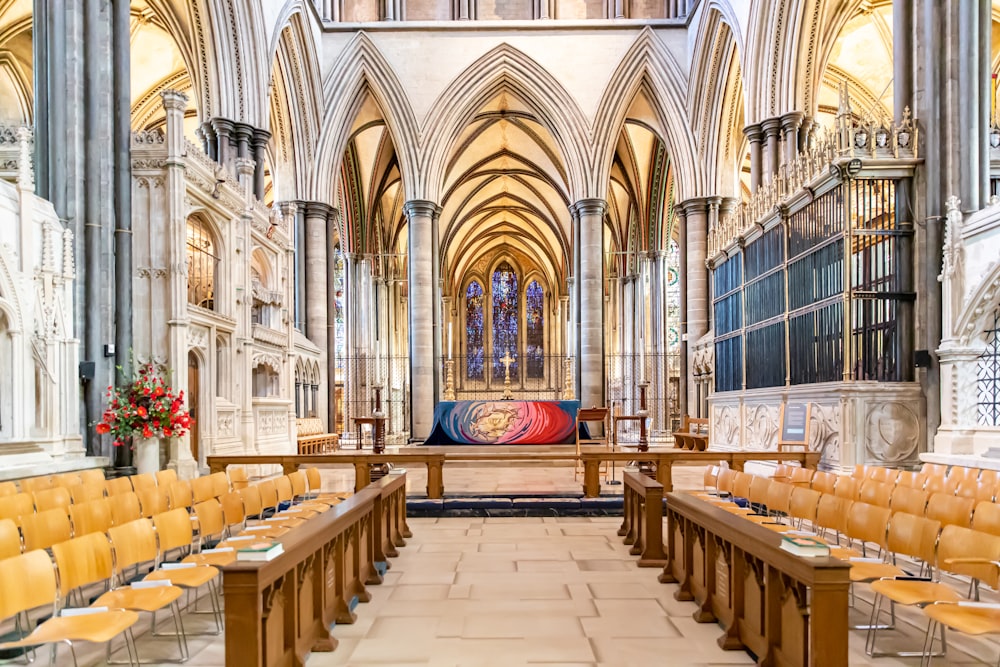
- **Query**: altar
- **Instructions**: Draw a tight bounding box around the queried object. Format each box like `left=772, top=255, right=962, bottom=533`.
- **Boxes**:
left=423, top=400, right=581, bottom=445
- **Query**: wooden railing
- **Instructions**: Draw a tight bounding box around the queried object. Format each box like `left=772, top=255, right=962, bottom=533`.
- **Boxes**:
left=618, top=471, right=668, bottom=567
left=660, top=491, right=850, bottom=666
left=220, top=473, right=407, bottom=666
left=297, top=433, right=339, bottom=455
left=208, top=450, right=819, bottom=500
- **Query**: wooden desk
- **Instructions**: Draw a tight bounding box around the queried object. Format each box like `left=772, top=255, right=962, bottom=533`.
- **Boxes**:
left=618, top=471, right=667, bottom=567
left=661, top=492, right=850, bottom=666
left=220, top=474, right=406, bottom=666
left=353, top=416, right=385, bottom=452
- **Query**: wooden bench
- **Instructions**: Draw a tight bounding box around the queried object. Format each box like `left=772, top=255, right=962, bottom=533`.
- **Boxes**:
left=220, top=473, right=407, bottom=666
left=618, top=470, right=668, bottom=567
left=661, top=491, right=850, bottom=666
left=296, top=417, right=338, bottom=455
left=673, top=416, right=709, bottom=451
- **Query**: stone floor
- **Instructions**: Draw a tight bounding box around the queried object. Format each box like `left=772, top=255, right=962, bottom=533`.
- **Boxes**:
left=57, top=462, right=1000, bottom=666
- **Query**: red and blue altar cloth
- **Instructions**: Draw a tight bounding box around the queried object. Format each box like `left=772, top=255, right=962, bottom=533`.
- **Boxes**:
left=423, top=400, right=581, bottom=445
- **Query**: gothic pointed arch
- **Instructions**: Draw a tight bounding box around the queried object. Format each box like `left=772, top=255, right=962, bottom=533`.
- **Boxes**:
left=420, top=43, right=590, bottom=203
left=591, top=28, right=702, bottom=202
left=311, top=33, right=419, bottom=207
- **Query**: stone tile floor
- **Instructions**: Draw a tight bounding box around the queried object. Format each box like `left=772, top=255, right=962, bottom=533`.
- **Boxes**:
left=57, top=461, right=1000, bottom=666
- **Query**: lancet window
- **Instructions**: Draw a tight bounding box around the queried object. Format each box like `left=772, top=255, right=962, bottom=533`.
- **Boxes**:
left=492, top=263, right=519, bottom=379
left=526, top=280, right=544, bottom=379
left=466, top=281, right=484, bottom=380
left=186, top=216, right=218, bottom=311
left=979, top=306, right=1000, bottom=426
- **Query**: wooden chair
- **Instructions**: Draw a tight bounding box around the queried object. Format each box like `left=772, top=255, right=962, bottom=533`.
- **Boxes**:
left=68, top=483, right=105, bottom=505
left=136, top=486, right=170, bottom=518
left=237, top=485, right=265, bottom=521
left=228, top=466, right=249, bottom=490
left=129, top=473, right=156, bottom=493
left=943, top=466, right=978, bottom=495
left=97, top=519, right=189, bottom=661
left=858, top=480, right=893, bottom=508
left=834, top=476, right=860, bottom=500
left=868, top=466, right=900, bottom=485
left=851, top=464, right=869, bottom=480
left=575, top=406, right=610, bottom=480
left=701, top=465, right=720, bottom=495
left=971, top=501, right=1000, bottom=537
left=916, top=463, right=948, bottom=488
left=747, top=475, right=772, bottom=513
left=19, top=475, right=55, bottom=494
left=0, top=481, right=18, bottom=497
left=190, top=476, right=215, bottom=504
left=233, top=487, right=289, bottom=540
left=188, top=499, right=237, bottom=561
left=53, top=472, right=83, bottom=488
left=922, top=474, right=948, bottom=496
left=810, top=471, right=838, bottom=495
left=209, top=472, right=230, bottom=499
left=20, top=508, right=73, bottom=551
left=954, top=477, right=996, bottom=504
left=888, top=485, right=929, bottom=517
left=256, top=479, right=281, bottom=516
left=815, top=494, right=853, bottom=544
left=731, top=472, right=753, bottom=501
left=167, top=480, right=194, bottom=512
left=765, top=481, right=795, bottom=521
left=868, top=525, right=1000, bottom=659
left=218, top=492, right=247, bottom=537
left=105, top=476, right=134, bottom=497
left=32, top=486, right=72, bottom=513
left=69, top=499, right=114, bottom=537
left=840, top=502, right=892, bottom=559
left=925, top=492, right=976, bottom=528
left=0, top=548, right=140, bottom=666
left=787, top=487, right=822, bottom=529
left=110, top=492, right=143, bottom=526
left=155, top=469, right=178, bottom=488
left=922, top=603, right=1000, bottom=664
left=716, top=467, right=737, bottom=496
left=148, top=509, right=223, bottom=634
left=79, top=469, right=107, bottom=487
left=894, top=470, right=921, bottom=489
left=789, top=467, right=815, bottom=487
left=0, top=517, right=22, bottom=559
left=302, top=467, right=350, bottom=505
left=0, top=493, right=34, bottom=526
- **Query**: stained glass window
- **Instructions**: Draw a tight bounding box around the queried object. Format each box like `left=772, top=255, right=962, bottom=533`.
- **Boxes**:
left=466, top=281, right=484, bottom=380
left=666, top=240, right=681, bottom=354
left=333, top=246, right=346, bottom=381
left=526, top=280, right=544, bottom=379
left=492, top=263, right=519, bottom=379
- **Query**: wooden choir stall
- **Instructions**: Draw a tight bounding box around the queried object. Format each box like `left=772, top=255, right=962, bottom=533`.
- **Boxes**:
left=220, top=472, right=409, bottom=666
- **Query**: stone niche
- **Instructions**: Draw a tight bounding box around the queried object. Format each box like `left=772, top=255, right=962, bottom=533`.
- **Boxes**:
left=709, top=382, right=926, bottom=473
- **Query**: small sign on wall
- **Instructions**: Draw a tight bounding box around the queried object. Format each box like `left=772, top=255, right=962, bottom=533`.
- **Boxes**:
left=778, top=403, right=811, bottom=451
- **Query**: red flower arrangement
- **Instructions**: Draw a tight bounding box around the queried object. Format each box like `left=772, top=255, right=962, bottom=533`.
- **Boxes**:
left=95, top=362, right=193, bottom=447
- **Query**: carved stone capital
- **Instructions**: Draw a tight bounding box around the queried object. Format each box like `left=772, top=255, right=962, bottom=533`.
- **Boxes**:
left=161, top=89, right=188, bottom=112
left=569, top=198, right=607, bottom=218
left=403, top=200, right=442, bottom=220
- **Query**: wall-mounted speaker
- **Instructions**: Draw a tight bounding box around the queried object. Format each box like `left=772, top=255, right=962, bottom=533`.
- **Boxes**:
left=79, top=361, right=95, bottom=380
left=914, top=350, right=933, bottom=368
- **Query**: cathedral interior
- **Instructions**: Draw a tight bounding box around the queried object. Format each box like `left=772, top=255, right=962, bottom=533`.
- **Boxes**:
left=3, top=1, right=1000, bottom=665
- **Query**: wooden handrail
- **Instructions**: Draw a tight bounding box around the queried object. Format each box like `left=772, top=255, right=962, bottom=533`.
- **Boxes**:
left=208, top=450, right=820, bottom=500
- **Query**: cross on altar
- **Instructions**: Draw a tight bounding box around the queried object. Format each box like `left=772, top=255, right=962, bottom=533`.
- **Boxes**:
left=501, top=349, right=514, bottom=399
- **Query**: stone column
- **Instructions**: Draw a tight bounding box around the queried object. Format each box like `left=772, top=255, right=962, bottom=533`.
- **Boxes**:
left=780, top=111, right=804, bottom=169
left=571, top=199, right=606, bottom=412
left=234, top=123, right=252, bottom=160
left=680, top=198, right=709, bottom=415
left=404, top=200, right=440, bottom=439
left=798, top=117, right=814, bottom=153
left=431, top=207, right=442, bottom=404
left=212, top=118, right=235, bottom=168
left=760, top=117, right=782, bottom=183
left=252, top=129, right=271, bottom=201
left=743, top=123, right=763, bottom=193
left=650, top=251, right=666, bottom=434
left=112, top=0, right=133, bottom=380
left=676, top=207, right=688, bottom=419
left=304, top=202, right=331, bottom=428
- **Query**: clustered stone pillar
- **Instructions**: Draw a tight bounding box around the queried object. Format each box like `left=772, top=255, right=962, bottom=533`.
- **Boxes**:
left=405, top=200, right=440, bottom=440
left=196, top=118, right=271, bottom=200
left=571, top=199, right=607, bottom=413
left=760, top=117, right=782, bottom=183
left=304, top=202, right=332, bottom=428
left=744, top=123, right=763, bottom=193
left=780, top=112, right=803, bottom=169
left=680, top=198, right=709, bottom=417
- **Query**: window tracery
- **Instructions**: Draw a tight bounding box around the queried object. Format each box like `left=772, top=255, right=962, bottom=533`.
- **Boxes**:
left=978, top=306, right=1000, bottom=426
left=526, top=280, right=544, bottom=379
left=466, top=280, right=484, bottom=380
left=492, top=262, right=518, bottom=379
left=186, top=216, right=218, bottom=311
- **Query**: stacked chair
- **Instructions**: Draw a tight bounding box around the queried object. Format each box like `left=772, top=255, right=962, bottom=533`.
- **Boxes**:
left=700, top=462, right=1000, bottom=664
left=0, top=465, right=349, bottom=664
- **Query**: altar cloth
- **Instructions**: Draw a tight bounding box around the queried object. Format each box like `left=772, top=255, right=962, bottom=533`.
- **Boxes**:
left=423, top=400, right=581, bottom=445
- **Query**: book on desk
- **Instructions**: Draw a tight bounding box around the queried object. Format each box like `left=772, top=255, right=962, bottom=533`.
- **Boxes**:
left=237, top=541, right=284, bottom=562
left=779, top=535, right=831, bottom=557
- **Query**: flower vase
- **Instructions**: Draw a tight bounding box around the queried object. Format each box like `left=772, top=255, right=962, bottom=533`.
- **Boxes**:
left=134, top=435, right=161, bottom=474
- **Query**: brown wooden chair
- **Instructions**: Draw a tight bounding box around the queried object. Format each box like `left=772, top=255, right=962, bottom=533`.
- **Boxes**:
left=954, top=477, right=996, bottom=504
left=922, top=474, right=949, bottom=496
left=136, top=486, right=170, bottom=518
left=208, top=472, right=230, bottom=499
left=105, top=476, right=134, bottom=497
left=219, top=492, right=247, bottom=537
left=68, top=483, right=105, bottom=505
left=922, top=603, right=1000, bottom=664
left=69, top=498, right=114, bottom=537
left=0, top=518, right=22, bottom=560
left=148, top=509, right=223, bottom=634
left=302, top=467, right=350, bottom=505
left=79, top=469, right=107, bottom=488
left=810, top=471, right=838, bottom=495
left=19, top=475, right=56, bottom=494
left=228, top=466, right=249, bottom=490
left=0, top=481, right=18, bottom=498
left=815, top=494, right=853, bottom=544
left=747, top=475, right=772, bottom=512
left=0, top=493, right=35, bottom=526
left=167, top=480, right=194, bottom=512
left=0, top=548, right=140, bottom=665
left=858, top=480, right=893, bottom=508
left=888, top=485, right=929, bottom=516
left=868, top=466, right=900, bottom=485
left=97, top=519, right=189, bottom=661
left=128, top=473, right=156, bottom=494
left=894, top=470, right=921, bottom=489
left=787, top=487, right=822, bottom=529
left=53, top=472, right=83, bottom=488
left=190, top=476, right=215, bottom=504
left=925, top=492, right=976, bottom=529
left=110, top=492, right=143, bottom=526
left=789, top=466, right=815, bottom=487
left=971, top=501, right=1000, bottom=537
left=765, top=481, right=795, bottom=520
left=32, top=486, right=72, bottom=513
left=851, top=464, right=869, bottom=480
left=20, top=508, right=73, bottom=551
left=834, top=475, right=860, bottom=500
left=868, top=525, right=1000, bottom=659
left=154, top=469, right=178, bottom=489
